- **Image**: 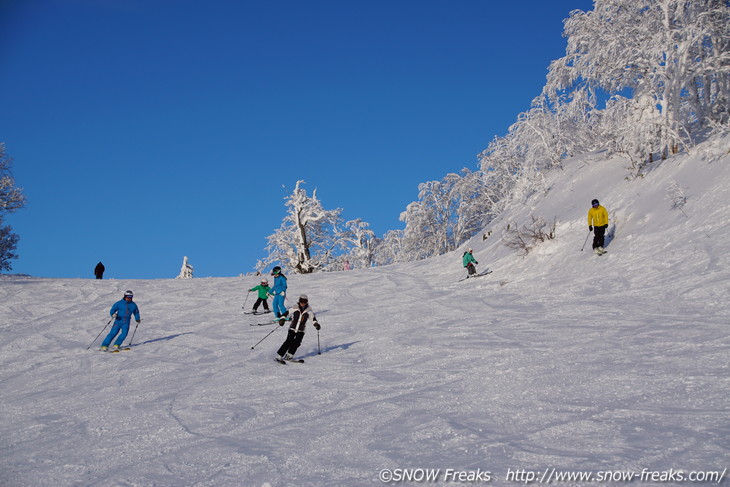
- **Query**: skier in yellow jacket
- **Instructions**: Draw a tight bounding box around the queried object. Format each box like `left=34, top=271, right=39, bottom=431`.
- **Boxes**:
left=587, top=199, right=609, bottom=255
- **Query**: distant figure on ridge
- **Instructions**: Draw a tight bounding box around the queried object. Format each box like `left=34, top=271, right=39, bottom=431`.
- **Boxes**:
left=94, top=261, right=105, bottom=280
left=587, top=199, right=609, bottom=255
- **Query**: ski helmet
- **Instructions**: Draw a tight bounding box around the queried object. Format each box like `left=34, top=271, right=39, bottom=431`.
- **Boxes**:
left=298, top=294, right=308, bottom=303
left=260, top=278, right=268, bottom=285
left=123, top=290, right=134, bottom=298
left=271, top=266, right=281, bottom=275
left=591, top=199, right=599, bottom=206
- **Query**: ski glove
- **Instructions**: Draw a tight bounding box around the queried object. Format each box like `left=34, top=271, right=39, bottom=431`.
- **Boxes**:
left=136, top=319, right=142, bottom=324
left=588, top=226, right=593, bottom=232
left=313, top=322, right=321, bottom=330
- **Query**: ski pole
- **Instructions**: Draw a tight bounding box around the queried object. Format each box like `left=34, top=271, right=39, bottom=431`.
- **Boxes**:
left=317, top=329, right=321, bottom=355
left=87, top=317, right=113, bottom=350
left=241, top=290, right=251, bottom=311
left=251, top=326, right=280, bottom=350
left=127, top=320, right=141, bottom=347
left=580, top=230, right=591, bottom=251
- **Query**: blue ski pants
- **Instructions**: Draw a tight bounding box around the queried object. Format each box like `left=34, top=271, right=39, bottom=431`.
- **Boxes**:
left=272, top=293, right=286, bottom=317
left=102, top=321, right=130, bottom=347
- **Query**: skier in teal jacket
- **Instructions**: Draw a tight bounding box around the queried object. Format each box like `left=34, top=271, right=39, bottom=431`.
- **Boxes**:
left=462, top=248, right=478, bottom=278
left=101, top=290, right=141, bottom=350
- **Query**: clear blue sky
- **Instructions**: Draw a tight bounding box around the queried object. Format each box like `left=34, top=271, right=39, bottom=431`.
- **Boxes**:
left=1, top=0, right=593, bottom=279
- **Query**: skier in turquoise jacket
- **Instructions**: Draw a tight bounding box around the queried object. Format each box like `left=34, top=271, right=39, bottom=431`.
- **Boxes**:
left=269, top=266, right=288, bottom=318
left=101, top=290, right=141, bottom=351
left=462, top=248, right=478, bottom=278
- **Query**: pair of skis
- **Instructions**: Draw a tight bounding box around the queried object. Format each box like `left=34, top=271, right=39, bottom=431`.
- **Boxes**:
left=101, top=346, right=132, bottom=353
left=250, top=316, right=292, bottom=326
left=250, top=316, right=322, bottom=365
left=459, top=269, right=493, bottom=282
left=275, top=357, right=304, bottom=365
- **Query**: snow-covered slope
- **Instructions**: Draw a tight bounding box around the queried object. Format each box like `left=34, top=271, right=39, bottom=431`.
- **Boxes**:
left=2, top=136, right=729, bottom=487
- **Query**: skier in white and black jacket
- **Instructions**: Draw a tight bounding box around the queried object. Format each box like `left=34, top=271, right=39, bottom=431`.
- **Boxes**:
left=276, top=294, right=320, bottom=361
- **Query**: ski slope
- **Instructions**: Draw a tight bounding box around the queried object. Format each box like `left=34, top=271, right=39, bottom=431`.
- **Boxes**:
left=2, top=136, right=729, bottom=486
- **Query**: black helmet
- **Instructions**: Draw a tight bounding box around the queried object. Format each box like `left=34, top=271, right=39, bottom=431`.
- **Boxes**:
left=271, top=266, right=281, bottom=275
left=591, top=199, right=599, bottom=206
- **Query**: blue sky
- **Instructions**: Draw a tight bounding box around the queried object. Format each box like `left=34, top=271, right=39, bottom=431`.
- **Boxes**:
left=1, top=0, right=593, bottom=279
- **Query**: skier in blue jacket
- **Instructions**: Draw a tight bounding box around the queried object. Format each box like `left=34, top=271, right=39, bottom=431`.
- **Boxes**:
left=101, top=290, right=141, bottom=351
left=268, top=266, right=288, bottom=319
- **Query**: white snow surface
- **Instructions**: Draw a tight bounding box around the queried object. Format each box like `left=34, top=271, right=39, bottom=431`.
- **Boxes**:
left=2, top=137, right=729, bottom=486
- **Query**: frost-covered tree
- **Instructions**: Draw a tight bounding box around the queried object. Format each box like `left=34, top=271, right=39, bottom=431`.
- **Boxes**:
left=545, top=0, right=730, bottom=160
left=176, top=256, right=194, bottom=279
left=1, top=144, right=25, bottom=214
left=399, top=180, right=452, bottom=260
left=371, top=229, right=406, bottom=266
left=397, top=169, right=503, bottom=261
left=478, top=125, right=546, bottom=208
left=469, top=0, right=729, bottom=210
left=0, top=225, right=19, bottom=272
left=338, top=218, right=376, bottom=270
left=261, top=180, right=343, bottom=274
left=0, top=144, right=26, bottom=272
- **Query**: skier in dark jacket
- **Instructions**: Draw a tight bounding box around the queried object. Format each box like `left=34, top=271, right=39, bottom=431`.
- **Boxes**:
left=94, top=262, right=105, bottom=279
left=101, top=290, right=141, bottom=351
left=276, top=294, right=320, bottom=362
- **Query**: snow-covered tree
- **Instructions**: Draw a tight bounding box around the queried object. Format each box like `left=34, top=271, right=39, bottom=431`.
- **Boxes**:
left=399, top=180, right=453, bottom=260
left=544, top=0, right=730, bottom=160
left=0, top=225, right=19, bottom=272
left=338, top=218, right=376, bottom=270
left=0, top=144, right=25, bottom=214
left=371, top=229, right=406, bottom=266
left=0, top=144, right=26, bottom=273
left=397, top=168, right=503, bottom=261
left=261, top=180, right=343, bottom=274
left=478, top=126, right=544, bottom=208
left=176, top=256, right=193, bottom=279
left=467, top=0, right=730, bottom=218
